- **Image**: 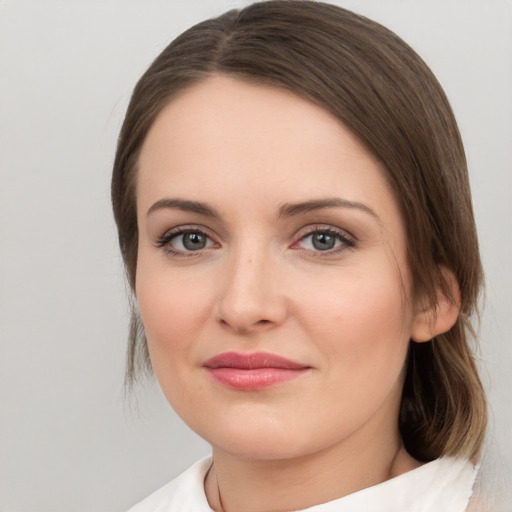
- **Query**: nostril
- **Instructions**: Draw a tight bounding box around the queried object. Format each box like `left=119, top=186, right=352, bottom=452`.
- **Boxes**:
left=219, top=317, right=272, bottom=333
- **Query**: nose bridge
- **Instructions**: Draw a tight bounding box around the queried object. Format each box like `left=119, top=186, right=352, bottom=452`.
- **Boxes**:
left=217, top=238, right=285, bottom=332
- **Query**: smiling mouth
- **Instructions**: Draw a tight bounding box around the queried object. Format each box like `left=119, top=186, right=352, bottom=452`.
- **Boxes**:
left=202, top=352, right=311, bottom=390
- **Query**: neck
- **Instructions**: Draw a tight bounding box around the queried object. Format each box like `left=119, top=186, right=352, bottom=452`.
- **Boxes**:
left=205, top=424, right=421, bottom=512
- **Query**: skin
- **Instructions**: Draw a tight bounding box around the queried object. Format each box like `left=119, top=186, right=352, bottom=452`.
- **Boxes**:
left=135, top=75, right=455, bottom=512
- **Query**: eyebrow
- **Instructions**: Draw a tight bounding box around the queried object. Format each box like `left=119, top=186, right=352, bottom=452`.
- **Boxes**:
left=278, top=198, right=378, bottom=220
left=147, top=198, right=221, bottom=218
left=146, top=196, right=378, bottom=221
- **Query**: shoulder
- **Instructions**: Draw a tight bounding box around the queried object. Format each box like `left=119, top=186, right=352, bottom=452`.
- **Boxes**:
left=409, top=457, right=477, bottom=512
left=409, top=457, right=477, bottom=511
left=127, top=457, right=213, bottom=512
left=303, top=456, right=477, bottom=512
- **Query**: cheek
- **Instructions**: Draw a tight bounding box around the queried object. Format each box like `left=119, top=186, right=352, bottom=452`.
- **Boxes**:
left=295, top=268, right=411, bottom=421
left=135, top=260, right=212, bottom=364
left=296, top=265, right=412, bottom=373
left=303, top=268, right=408, bottom=330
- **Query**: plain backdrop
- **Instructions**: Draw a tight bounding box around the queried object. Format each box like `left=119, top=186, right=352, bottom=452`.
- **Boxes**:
left=1, top=1, right=511, bottom=511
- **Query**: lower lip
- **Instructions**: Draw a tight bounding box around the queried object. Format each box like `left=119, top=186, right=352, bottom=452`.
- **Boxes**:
left=206, top=368, right=308, bottom=390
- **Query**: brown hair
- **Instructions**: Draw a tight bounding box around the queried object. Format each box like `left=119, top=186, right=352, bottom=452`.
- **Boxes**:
left=112, top=0, right=486, bottom=463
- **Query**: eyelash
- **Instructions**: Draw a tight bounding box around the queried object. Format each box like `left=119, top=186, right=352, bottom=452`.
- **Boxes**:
left=293, top=226, right=356, bottom=256
left=155, top=226, right=217, bottom=257
left=155, top=225, right=356, bottom=257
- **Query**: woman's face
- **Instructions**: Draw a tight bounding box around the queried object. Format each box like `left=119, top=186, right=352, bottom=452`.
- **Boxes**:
left=136, top=76, right=419, bottom=460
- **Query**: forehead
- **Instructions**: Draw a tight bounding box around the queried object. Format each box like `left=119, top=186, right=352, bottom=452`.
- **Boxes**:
left=137, top=75, right=401, bottom=229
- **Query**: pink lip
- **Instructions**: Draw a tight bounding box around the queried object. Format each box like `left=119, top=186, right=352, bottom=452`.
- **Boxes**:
left=203, top=352, right=310, bottom=390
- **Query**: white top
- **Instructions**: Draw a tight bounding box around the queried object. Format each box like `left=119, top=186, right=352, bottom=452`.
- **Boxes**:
left=127, top=456, right=477, bottom=512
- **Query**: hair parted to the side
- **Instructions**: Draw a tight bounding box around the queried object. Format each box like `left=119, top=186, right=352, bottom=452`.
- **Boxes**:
left=112, top=0, right=486, bottom=463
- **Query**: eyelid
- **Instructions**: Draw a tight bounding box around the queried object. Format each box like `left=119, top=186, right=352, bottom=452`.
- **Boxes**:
left=154, top=223, right=355, bottom=256
left=155, top=224, right=220, bottom=254
left=291, top=224, right=356, bottom=252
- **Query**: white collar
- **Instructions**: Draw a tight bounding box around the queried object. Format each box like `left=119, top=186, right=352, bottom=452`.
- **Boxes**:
left=128, top=455, right=477, bottom=512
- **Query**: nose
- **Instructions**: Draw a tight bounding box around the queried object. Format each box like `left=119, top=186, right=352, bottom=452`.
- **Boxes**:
left=216, top=247, right=288, bottom=335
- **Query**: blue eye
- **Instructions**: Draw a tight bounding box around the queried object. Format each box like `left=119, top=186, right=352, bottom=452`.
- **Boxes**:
left=307, top=232, right=339, bottom=251
left=173, top=232, right=210, bottom=251
left=297, top=228, right=355, bottom=253
left=156, top=228, right=216, bottom=254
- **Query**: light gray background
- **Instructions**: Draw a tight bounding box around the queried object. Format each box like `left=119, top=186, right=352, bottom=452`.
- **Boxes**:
left=1, top=1, right=511, bottom=511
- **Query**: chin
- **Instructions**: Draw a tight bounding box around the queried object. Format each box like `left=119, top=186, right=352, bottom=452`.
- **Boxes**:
left=182, top=409, right=301, bottom=459
left=212, top=434, right=313, bottom=461
left=190, top=412, right=343, bottom=462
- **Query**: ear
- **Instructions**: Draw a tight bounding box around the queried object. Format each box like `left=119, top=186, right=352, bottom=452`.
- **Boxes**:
left=411, top=266, right=461, bottom=343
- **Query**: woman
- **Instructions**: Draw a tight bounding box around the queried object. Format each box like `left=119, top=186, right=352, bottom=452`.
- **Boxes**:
left=111, top=1, right=487, bottom=510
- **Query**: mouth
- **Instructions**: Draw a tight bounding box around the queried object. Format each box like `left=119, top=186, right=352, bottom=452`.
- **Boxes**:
left=202, top=352, right=311, bottom=390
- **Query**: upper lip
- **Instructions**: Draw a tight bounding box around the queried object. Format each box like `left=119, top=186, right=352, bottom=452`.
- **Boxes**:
left=203, top=352, right=309, bottom=370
